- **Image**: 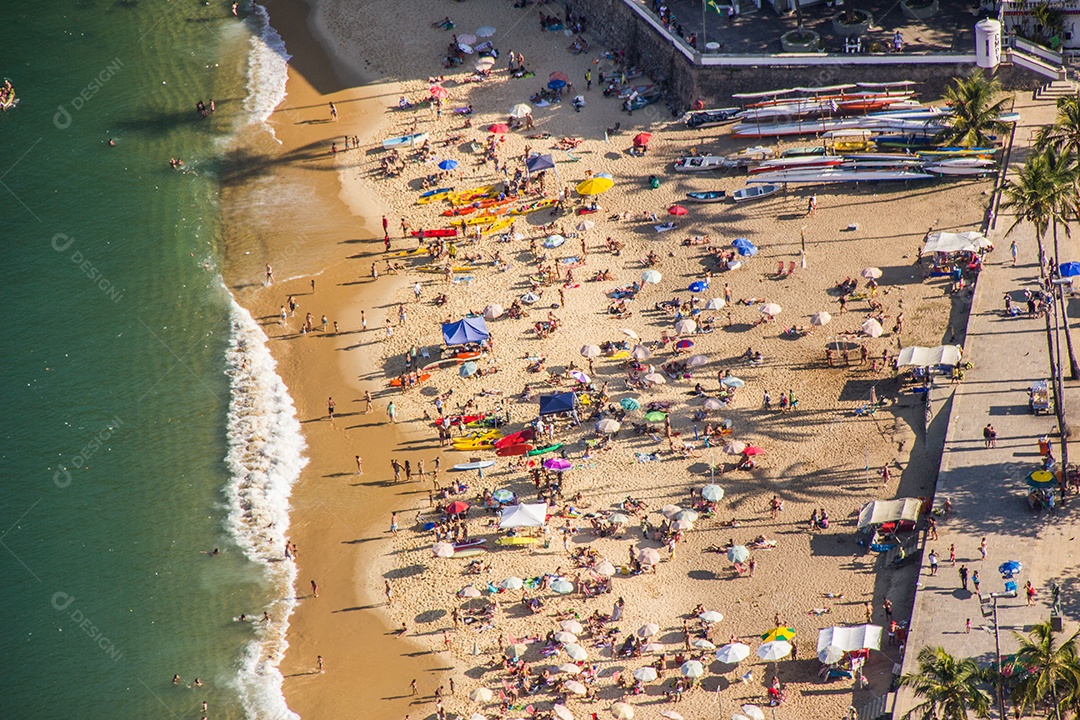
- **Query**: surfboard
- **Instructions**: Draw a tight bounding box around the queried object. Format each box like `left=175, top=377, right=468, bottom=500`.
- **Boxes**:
left=496, top=444, right=533, bottom=457
left=455, top=351, right=482, bottom=360
left=526, top=443, right=563, bottom=457
left=388, top=373, right=430, bottom=387
left=452, top=460, right=497, bottom=471
left=496, top=536, right=539, bottom=546
left=453, top=548, right=486, bottom=558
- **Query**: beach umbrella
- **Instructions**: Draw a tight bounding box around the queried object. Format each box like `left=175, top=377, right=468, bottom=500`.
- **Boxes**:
left=642, top=642, right=666, bottom=652
left=492, top=488, right=514, bottom=503
left=637, top=547, right=661, bottom=565
left=1060, top=261, right=1080, bottom=277
left=633, top=666, right=658, bottom=682
left=581, top=344, right=602, bottom=358
left=722, top=376, right=745, bottom=389
left=483, top=304, right=504, bottom=320
left=705, top=298, right=726, bottom=310
left=556, top=662, right=582, bottom=674
left=660, top=504, right=682, bottom=518
left=703, top=398, right=724, bottom=411
left=548, top=79, right=568, bottom=89
left=673, top=519, right=693, bottom=531
left=458, top=42, right=475, bottom=53
left=675, top=339, right=694, bottom=350
left=861, top=319, right=884, bottom=338
left=643, top=373, right=666, bottom=385
left=668, top=205, right=688, bottom=216
left=999, top=560, right=1023, bottom=577
left=701, top=484, right=725, bottom=502
left=505, top=642, right=528, bottom=658
left=661, top=712, right=684, bottom=720
left=727, top=260, right=743, bottom=270
left=688, top=354, right=709, bottom=367
left=525, top=154, right=556, bottom=174
left=460, top=361, right=479, bottom=377
left=555, top=631, right=578, bottom=644
left=732, top=237, right=754, bottom=249
left=500, top=576, right=524, bottom=590
left=692, top=638, right=717, bottom=650
left=469, top=714, right=487, bottom=720
left=609, top=513, right=632, bottom=527
left=469, top=687, right=494, bottom=702
left=544, top=458, right=572, bottom=472
left=733, top=715, right=752, bottom=720
left=611, top=702, right=635, bottom=720
left=475, top=25, right=496, bottom=36
left=549, top=71, right=570, bottom=82
left=553, top=706, right=574, bottom=720
left=633, top=132, right=653, bottom=146
left=757, top=640, right=792, bottom=662
left=577, top=177, right=614, bottom=196
left=551, top=579, right=575, bottom=595
left=460, top=585, right=482, bottom=598
left=457, top=33, right=477, bottom=44
left=598, top=419, right=621, bottom=434
left=699, top=610, right=723, bottom=623
left=1027, top=470, right=1056, bottom=488
left=716, top=642, right=751, bottom=664
left=674, top=319, right=697, bottom=334
left=438, top=158, right=459, bottom=171
left=810, top=311, right=832, bottom=326
left=637, top=623, right=660, bottom=638
left=544, top=234, right=566, bottom=248
left=571, top=370, right=591, bottom=384
left=430, top=85, right=450, bottom=98
left=621, top=328, right=639, bottom=340
left=641, top=269, right=662, bottom=284
left=861, top=267, right=883, bottom=279
left=565, top=680, right=587, bottom=696
left=475, top=56, right=495, bottom=71
left=759, top=303, right=782, bottom=317
left=446, top=500, right=470, bottom=515
left=761, top=626, right=796, bottom=642
left=735, top=244, right=758, bottom=257
left=676, top=509, right=699, bottom=522
left=724, top=441, right=746, bottom=455
left=433, top=542, right=455, bottom=557
left=561, top=619, right=585, bottom=634
left=564, top=643, right=588, bottom=661
left=818, top=645, right=845, bottom=664
left=509, top=103, right=533, bottom=118
left=727, top=545, right=750, bottom=563
left=620, top=397, right=641, bottom=411
left=680, top=660, right=705, bottom=678
left=631, top=345, right=652, bottom=360
left=489, top=123, right=509, bottom=134
left=743, top=446, right=764, bottom=456
left=576, top=220, right=595, bottom=232
left=741, top=705, right=766, bottom=720
left=594, top=560, right=617, bottom=576
left=644, top=411, right=667, bottom=423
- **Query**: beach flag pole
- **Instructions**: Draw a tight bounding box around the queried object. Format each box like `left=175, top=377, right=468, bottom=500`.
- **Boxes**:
left=865, top=447, right=869, bottom=484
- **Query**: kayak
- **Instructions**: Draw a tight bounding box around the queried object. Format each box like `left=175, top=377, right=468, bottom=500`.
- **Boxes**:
left=456, top=429, right=501, bottom=441
left=391, top=246, right=429, bottom=258
left=455, top=350, right=482, bottom=360
left=494, top=429, right=537, bottom=448
left=454, top=539, right=486, bottom=550
left=508, top=198, right=557, bottom=215
left=452, top=460, right=497, bottom=471
left=442, top=205, right=478, bottom=216
left=388, top=373, right=430, bottom=387
left=496, top=536, right=539, bottom=546
left=416, top=187, right=454, bottom=204
left=435, top=414, right=484, bottom=426
left=417, top=265, right=475, bottom=274
left=481, top=218, right=514, bottom=235
left=448, top=184, right=497, bottom=205
left=453, top=548, right=486, bottom=558
left=411, top=228, right=458, bottom=238
left=463, top=210, right=507, bottom=226
left=526, top=443, right=563, bottom=457
left=452, top=443, right=494, bottom=451
left=465, top=417, right=503, bottom=428
left=496, top=444, right=533, bottom=457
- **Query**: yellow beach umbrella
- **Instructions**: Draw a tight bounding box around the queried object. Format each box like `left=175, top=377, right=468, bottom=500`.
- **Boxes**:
left=761, top=626, right=796, bottom=642
left=576, top=177, right=614, bottom=196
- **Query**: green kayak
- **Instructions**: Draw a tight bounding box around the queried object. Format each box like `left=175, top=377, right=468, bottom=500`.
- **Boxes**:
left=526, top=443, right=563, bottom=457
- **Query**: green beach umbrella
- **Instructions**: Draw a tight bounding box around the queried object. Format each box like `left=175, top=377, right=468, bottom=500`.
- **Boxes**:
left=644, top=411, right=666, bottom=423
left=620, top=398, right=641, bottom=411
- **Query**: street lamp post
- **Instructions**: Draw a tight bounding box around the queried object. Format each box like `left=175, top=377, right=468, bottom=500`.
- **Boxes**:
left=1051, top=279, right=1072, bottom=479
left=990, top=590, right=1018, bottom=720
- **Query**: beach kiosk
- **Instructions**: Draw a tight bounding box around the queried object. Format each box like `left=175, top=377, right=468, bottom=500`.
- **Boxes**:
left=857, top=497, right=922, bottom=563
left=817, top=624, right=883, bottom=679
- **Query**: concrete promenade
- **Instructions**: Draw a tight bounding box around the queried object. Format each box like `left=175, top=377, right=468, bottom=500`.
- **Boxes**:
left=895, top=94, right=1080, bottom=715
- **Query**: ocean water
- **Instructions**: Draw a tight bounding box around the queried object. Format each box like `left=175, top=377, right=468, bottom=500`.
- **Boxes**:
left=0, top=2, right=302, bottom=718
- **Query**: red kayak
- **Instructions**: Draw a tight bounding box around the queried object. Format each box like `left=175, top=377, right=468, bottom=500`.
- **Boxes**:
left=412, top=228, right=458, bottom=238
left=496, top=443, right=533, bottom=457
left=433, top=414, right=485, bottom=427
left=494, top=428, right=536, bottom=449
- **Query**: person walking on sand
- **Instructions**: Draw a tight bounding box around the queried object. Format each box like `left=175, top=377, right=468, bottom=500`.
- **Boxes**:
left=265, top=264, right=274, bottom=285
left=327, top=397, right=335, bottom=420
left=1011, top=240, right=1018, bottom=266
left=410, top=679, right=417, bottom=696
left=384, top=579, right=393, bottom=606
left=387, top=400, right=397, bottom=423
left=806, top=194, right=817, bottom=217
left=392, top=458, right=402, bottom=482
left=365, top=391, right=373, bottom=413
left=329, top=102, right=337, bottom=121
left=390, top=511, right=398, bottom=534
left=928, top=548, right=938, bottom=576
left=979, top=537, right=987, bottom=560
left=972, top=570, right=981, bottom=593
left=355, top=455, right=363, bottom=475
left=317, top=655, right=324, bottom=673
left=310, top=580, right=319, bottom=598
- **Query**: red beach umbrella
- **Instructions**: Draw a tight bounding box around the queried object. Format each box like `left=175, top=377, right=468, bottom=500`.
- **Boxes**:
left=742, top=446, right=764, bottom=456
left=633, top=132, right=652, bottom=146
left=549, top=71, right=570, bottom=82
left=489, top=123, right=510, bottom=134
left=668, top=205, right=688, bottom=216
left=430, top=85, right=450, bottom=99
left=446, top=500, right=470, bottom=515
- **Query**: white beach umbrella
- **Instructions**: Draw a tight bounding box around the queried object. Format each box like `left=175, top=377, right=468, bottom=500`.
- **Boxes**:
left=727, top=260, right=742, bottom=271
left=680, top=660, right=705, bottom=678
left=741, top=705, right=766, bottom=720
left=564, top=643, right=588, bottom=661
left=509, top=103, right=532, bottom=118
left=611, top=702, right=636, bottom=720
left=458, top=42, right=474, bottom=54
left=637, top=623, right=660, bottom=638
left=556, top=663, right=582, bottom=674
left=861, top=318, right=884, bottom=337
left=642, top=642, right=666, bottom=652
left=505, top=643, right=527, bottom=658
left=727, top=545, right=750, bottom=564
left=500, top=576, right=524, bottom=590
left=706, top=298, right=726, bottom=310
left=641, top=269, right=662, bottom=285
left=632, top=666, right=658, bottom=682
left=470, top=687, right=494, bottom=702
left=608, top=513, right=630, bottom=525
left=692, top=638, right=717, bottom=650
left=581, top=344, right=602, bottom=358
left=732, top=715, right=752, bottom=720
left=674, top=319, right=697, bottom=334
left=630, top=344, right=652, bottom=360
left=483, top=304, right=504, bottom=320
left=576, top=220, right=595, bottom=232
left=643, top=372, right=666, bottom=385
left=433, top=542, right=455, bottom=557
left=470, top=714, right=487, bottom=720
left=676, top=509, right=699, bottom=522
left=759, top=303, right=782, bottom=317
left=561, top=619, right=584, bottom=634
left=810, top=311, right=832, bottom=326
left=660, top=712, right=685, bottom=720
left=660, top=504, right=683, bottom=518
left=701, top=484, right=725, bottom=501
left=621, top=328, right=639, bottom=340
left=861, top=267, right=882, bottom=279
left=687, top=354, right=709, bottom=367
left=703, top=397, right=724, bottom=411
left=757, top=640, right=792, bottom=662
left=673, top=518, right=694, bottom=531
left=475, top=56, right=496, bottom=71
left=553, top=705, right=575, bottom=720
left=475, top=25, right=497, bottom=36
left=551, top=578, right=574, bottom=594
left=460, top=585, right=482, bottom=598
left=555, top=631, right=578, bottom=644
left=598, top=418, right=621, bottom=434
left=723, top=441, right=746, bottom=455
left=818, top=645, right=845, bottom=664
left=716, top=642, right=751, bottom=664
left=594, top=559, right=617, bottom=576
left=565, top=680, right=587, bottom=696
left=637, top=547, right=661, bottom=565
left=699, top=610, right=723, bottom=623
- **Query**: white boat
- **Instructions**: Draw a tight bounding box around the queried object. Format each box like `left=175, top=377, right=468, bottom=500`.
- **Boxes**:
left=840, top=159, right=924, bottom=169
left=924, top=159, right=996, bottom=176
left=732, top=118, right=865, bottom=138
left=927, top=157, right=997, bottom=168
left=750, top=156, right=844, bottom=173
left=382, top=132, right=428, bottom=149
left=747, top=168, right=934, bottom=184
left=674, top=155, right=733, bottom=172
left=732, top=184, right=782, bottom=202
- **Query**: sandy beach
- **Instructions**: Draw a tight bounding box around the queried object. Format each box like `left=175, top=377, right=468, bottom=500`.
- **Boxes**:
left=224, top=0, right=1002, bottom=717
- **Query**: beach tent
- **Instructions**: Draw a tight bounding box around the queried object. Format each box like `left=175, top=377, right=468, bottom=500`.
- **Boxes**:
left=922, top=231, right=992, bottom=255
left=896, top=345, right=963, bottom=368
left=526, top=154, right=556, bottom=174
left=857, top=497, right=922, bottom=530
left=817, top=624, right=883, bottom=655
left=539, top=392, right=577, bottom=417
left=441, top=317, right=489, bottom=346
left=499, top=502, right=549, bottom=529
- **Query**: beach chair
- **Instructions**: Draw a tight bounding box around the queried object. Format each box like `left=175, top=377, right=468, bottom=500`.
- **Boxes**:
left=787, top=261, right=796, bottom=275
left=776, top=261, right=784, bottom=276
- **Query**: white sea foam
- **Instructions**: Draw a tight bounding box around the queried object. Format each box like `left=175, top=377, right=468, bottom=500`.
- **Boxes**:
left=243, top=3, right=290, bottom=134
left=224, top=296, right=306, bottom=720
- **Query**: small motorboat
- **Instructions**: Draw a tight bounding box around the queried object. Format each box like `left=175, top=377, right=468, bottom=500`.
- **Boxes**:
left=673, top=156, right=733, bottom=172
left=732, top=184, right=781, bottom=202
left=685, top=191, right=726, bottom=203
left=684, top=107, right=740, bottom=129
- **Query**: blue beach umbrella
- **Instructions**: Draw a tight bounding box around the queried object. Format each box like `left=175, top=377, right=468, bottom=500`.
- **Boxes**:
left=688, top=280, right=709, bottom=293
left=620, top=397, right=640, bottom=411
left=548, top=79, right=567, bottom=90
left=438, top=159, right=458, bottom=171
left=1059, top=261, right=1080, bottom=277
left=460, top=361, right=479, bottom=377
left=998, top=560, right=1022, bottom=577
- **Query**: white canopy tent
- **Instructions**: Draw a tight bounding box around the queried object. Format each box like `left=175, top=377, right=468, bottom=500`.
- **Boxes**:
left=857, top=497, right=921, bottom=529
left=817, top=624, right=883, bottom=654
left=499, top=503, right=549, bottom=529
left=896, top=345, right=963, bottom=368
left=922, top=231, right=992, bottom=255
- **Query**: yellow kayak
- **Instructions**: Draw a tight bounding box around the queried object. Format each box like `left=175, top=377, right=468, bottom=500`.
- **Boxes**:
left=416, top=188, right=455, bottom=205
left=417, top=265, right=475, bottom=274
left=496, top=536, right=539, bottom=546
left=508, top=198, right=556, bottom=216
left=452, top=443, right=494, bottom=451
left=391, top=246, right=429, bottom=258
left=480, top=218, right=514, bottom=235
left=448, top=184, right=497, bottom=205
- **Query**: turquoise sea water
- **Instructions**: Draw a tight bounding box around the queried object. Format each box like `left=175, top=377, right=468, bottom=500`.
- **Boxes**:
left=1, top=2, right=302, bottom=717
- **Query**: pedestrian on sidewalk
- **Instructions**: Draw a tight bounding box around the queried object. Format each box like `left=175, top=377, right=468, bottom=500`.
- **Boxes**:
left=928, top=548, right=939, bottom=576
left=965, top=618, right=971, bottom=633
left=1010, top=240, right=1018, bottom=266
left=1025, top=580, right=1036, bottom=605
left=959, top=564, right=969, bottom=590
left=979, top=537, right=987, bottom=560
left=972, top=570, right=981, bottom=593
left=949, top=543, right=956, bottom=565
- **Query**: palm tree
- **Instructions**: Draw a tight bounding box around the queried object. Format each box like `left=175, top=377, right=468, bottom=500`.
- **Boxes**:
left=899, top=646, right=993, bottom=720
left=936, top=71, right=1010, bottom=148
left=1035, top=96, right=1080, bottom=158
left=1010, top=622, right=1080, bottom=720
